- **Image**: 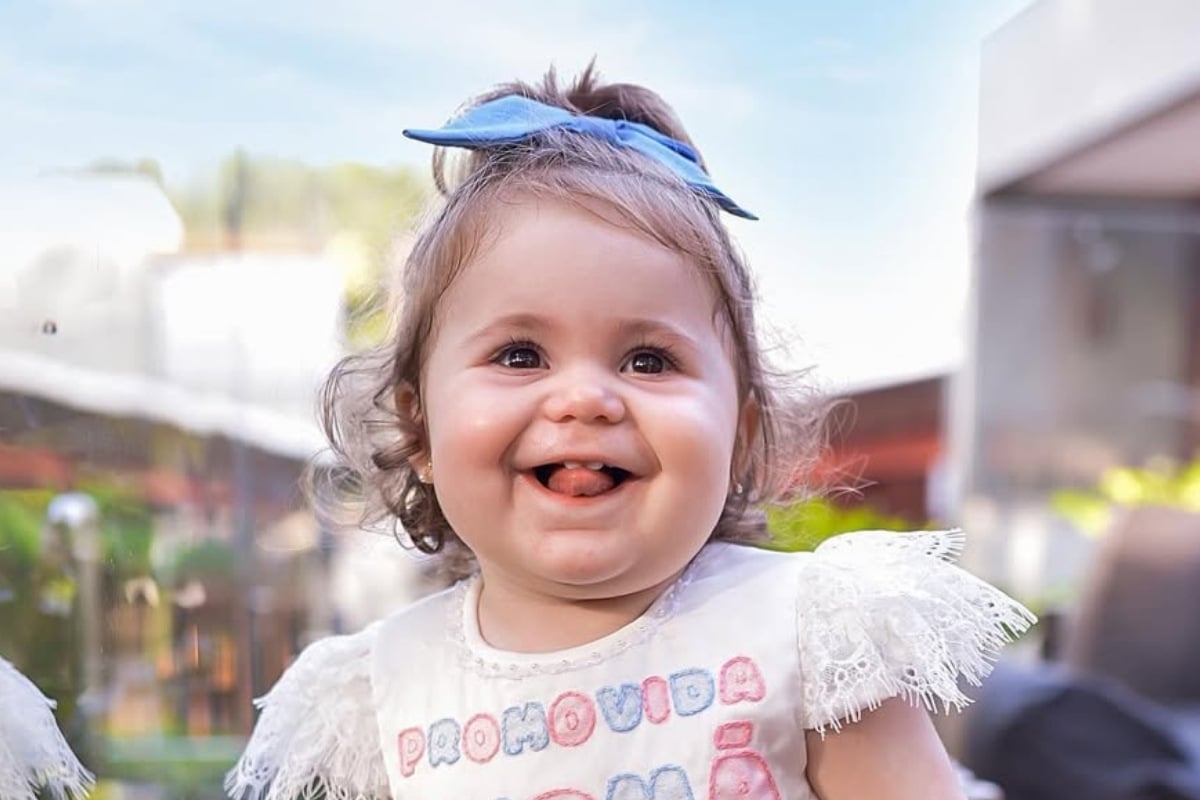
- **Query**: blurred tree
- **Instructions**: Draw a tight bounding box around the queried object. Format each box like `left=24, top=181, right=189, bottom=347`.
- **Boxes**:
left=0, top=488, right=83, bottom=737
left=0, top=484, right=154, bottom=733
left=765, top=495, right=920, bottom=553
left=1052, top=456, right=1200, bottom=536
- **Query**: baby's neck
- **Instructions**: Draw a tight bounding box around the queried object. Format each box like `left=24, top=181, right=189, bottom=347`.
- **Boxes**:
left=473, top=575, right=678, bottom=654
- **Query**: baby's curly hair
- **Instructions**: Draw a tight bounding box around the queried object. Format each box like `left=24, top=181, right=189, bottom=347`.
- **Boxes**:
left=315, top=64, right=827, bottom=581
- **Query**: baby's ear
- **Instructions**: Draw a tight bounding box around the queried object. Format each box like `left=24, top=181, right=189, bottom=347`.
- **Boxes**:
left=394, top=384, right=429, bottom=472
left=733, top=397, right=761, bottom=477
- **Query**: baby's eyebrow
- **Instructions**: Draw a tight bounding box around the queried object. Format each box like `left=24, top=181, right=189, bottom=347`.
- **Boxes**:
left=462, top=314, right=702, bottom=351
left=615, top=319, right=702, bottom=351
left=463, top=313, right=551, bottom=343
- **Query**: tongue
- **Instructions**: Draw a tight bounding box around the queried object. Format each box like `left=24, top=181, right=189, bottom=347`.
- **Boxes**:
left=546, top=466, right=615, bottom=497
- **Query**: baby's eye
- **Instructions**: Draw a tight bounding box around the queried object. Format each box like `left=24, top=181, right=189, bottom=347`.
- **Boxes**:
left=496, top=344, right=543, bottom=369
left=625, top=350, right=669, bottom=374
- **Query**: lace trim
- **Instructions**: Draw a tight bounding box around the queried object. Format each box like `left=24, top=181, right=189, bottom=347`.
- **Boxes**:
left=0, top=657, right=94, bottom=800
left=449, top=545, right=718, bottom=678
left=796, top=529, right=1037, bottom=734
left=224, top=626, right=390, bottom=800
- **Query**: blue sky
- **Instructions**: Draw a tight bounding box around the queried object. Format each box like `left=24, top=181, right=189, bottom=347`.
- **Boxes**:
left=0, top=0, right=1031, bottom=388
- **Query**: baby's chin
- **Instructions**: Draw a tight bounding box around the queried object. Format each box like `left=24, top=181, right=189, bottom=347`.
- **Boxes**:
left=529, top=550, right=692, bottom=603
left=462, top=521, right=709, bottom=603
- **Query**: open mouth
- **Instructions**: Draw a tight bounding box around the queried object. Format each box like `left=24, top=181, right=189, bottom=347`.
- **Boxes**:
left=532, top=461, right=632, bottom=498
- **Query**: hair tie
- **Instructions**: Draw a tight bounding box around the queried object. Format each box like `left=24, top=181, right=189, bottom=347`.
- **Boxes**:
left=403, top=94, right=757, bottom=220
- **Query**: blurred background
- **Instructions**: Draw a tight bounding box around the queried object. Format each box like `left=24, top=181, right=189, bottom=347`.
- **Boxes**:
left=3, top=0, right=1200, bottom=798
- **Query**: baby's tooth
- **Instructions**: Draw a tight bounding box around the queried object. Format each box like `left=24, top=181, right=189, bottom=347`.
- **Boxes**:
left=585, top=461, right=605, bottom=470
left=562, top=461, right=583, bottom=469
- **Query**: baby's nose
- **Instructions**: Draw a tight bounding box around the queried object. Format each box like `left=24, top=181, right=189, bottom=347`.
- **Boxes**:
left=541, top=369, right=627, bottom=424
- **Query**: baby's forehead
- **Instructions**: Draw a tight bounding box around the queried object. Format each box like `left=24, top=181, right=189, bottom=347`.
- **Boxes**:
left=443, top=199, right=724, bottom=311
left=414, top=184, right=746, bottom=366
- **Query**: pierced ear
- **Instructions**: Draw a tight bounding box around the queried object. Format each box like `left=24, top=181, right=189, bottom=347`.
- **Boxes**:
left=394, top=384, right=430, bottom=476
left=732, top=397, right=761, bottom=481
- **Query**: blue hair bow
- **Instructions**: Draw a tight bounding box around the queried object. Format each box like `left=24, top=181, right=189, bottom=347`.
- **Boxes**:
left=403, top=94, right=757, bottom=220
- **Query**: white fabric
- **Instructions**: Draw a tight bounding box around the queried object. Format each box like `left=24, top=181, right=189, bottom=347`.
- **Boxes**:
left=228, top=530, right=1036, bottom=799
left=795, top=530, right=1038, bottom=732
left=224, top=623, right=390, bottom=800
left=0, top=656, right=94, bottom=800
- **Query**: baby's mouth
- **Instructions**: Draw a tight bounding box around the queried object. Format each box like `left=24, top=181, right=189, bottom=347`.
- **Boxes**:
left=532, top=462, right=632, bottom=498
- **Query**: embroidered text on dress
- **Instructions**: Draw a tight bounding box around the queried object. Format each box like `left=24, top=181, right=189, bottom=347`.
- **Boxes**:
left=393, top=655, right=779, bottom=799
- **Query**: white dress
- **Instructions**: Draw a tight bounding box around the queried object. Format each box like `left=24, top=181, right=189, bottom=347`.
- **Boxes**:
left=0, top=656, right=94, bottom=800
left=226, top=530, right=1035, bottom=800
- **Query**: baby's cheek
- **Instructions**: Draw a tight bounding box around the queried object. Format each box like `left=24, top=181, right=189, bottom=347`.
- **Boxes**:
left=429, top=394, right=517, bottom=454
left=655, top=399, right=738, bottom=459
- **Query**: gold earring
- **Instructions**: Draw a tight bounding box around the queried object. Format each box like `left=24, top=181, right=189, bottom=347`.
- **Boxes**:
left=730, top=467, right=747, bottom=498
left=420, top=459, right=434, bottom=484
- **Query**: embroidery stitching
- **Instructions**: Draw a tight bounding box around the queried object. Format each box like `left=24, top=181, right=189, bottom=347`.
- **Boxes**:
left=667, top=669, right=715, bottom=717
left=596, top=684, right=643, bottom=733
left=642, top=676, right=671, bottom=725
left=502, top=703, right=550, bottom=756
left=548, top=692, right=597, bottom=747
left=718, top=657, right=766, bottom=705
left=428, top=718, right=461, bottom=768
left=464, top=713, right=501, bottom=764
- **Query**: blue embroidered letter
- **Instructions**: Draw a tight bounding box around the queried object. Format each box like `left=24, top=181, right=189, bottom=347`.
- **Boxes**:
left=669, top=669, right=715, bottom=717
left=606, top=765, right=694, bottom=799
left=502, top=703, right=549, bottom=756
left=427, top=718, right=461, bottom=767
left=596, top=684, right=643, bottom=733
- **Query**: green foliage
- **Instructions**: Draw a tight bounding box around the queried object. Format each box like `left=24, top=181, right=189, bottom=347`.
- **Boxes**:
left=171, top=538, right=237, bottom=583
left=76, top=479, right=155, bottom=578
left=0, top=483, right=156, bottom=736
left=0, top=489, right=45, bottom=567
left=1051, top=456, right=1200, bottom=536
left=102, top=734, right=242, bottom=800
left=0, top=490, right=81, bottom=730
left=765, top=496, right=921, bottom=553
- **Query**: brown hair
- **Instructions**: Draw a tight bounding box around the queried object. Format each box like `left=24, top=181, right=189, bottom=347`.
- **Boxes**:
left=316, top=64, right=827, bottom=580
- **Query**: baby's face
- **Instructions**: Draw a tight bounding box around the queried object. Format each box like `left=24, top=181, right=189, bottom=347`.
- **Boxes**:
left=419, top=197, right=746, bottom=606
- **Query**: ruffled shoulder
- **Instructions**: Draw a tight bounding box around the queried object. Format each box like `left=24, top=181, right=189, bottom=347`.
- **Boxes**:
left=0, top=656, right=94, bottom=800
left=225, top=623, right=389, bottom=800
left=794, top=529, right=1037, bottom=733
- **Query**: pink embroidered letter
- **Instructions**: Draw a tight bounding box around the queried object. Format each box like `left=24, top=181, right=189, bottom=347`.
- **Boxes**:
left=642, top=677, right=671, bottom=725
left=549, top=691, right=597, bottom=747
left=719, top=657, right=765, bottom=705
left=397, top=727, right=425, bottom=778
left=709, top=753, right=781, bottom=800
left=463, top=713, right=501, bottom=764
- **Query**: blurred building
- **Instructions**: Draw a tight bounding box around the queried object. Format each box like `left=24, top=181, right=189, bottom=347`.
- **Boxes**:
left=821, top=374, right=949, bottom=525
left=953, top=0, right=1200, bottom=599
left=0, top=173, right=421, bottom=759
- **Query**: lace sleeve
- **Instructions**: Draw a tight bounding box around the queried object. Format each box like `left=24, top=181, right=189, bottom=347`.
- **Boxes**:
left=0, top=656, right=94, bottom=800
left=795, top=529, right=1037, bottom=734
left=225, top=625, right=391, bottom=800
